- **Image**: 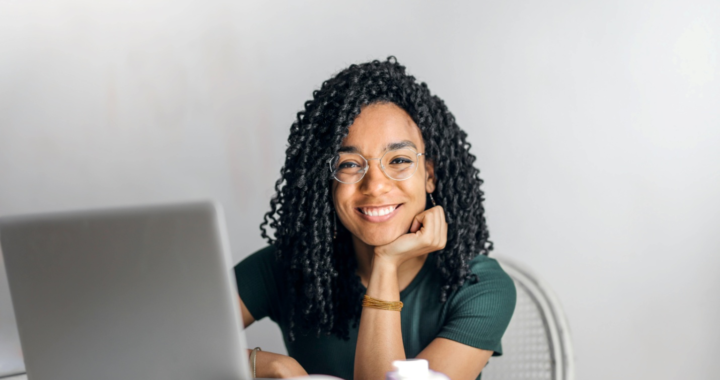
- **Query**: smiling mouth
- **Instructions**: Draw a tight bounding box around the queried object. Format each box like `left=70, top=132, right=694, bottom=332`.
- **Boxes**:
left=354, top=204, right=404, bottom=223
left=357, top=204, right=401, bottom=216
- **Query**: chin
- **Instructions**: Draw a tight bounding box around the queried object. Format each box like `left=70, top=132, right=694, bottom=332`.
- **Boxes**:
left=359, top=229, right=405, bottom=247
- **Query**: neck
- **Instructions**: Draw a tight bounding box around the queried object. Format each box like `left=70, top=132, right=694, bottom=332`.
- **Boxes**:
left=352, top=235, right=429, bottom=291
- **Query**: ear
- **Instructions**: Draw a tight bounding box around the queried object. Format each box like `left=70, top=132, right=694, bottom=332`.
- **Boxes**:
left=424, top=158, right=436, bottom=194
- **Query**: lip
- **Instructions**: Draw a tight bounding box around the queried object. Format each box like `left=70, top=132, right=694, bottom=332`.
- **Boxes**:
left=355, top=204, right=403, bottom=223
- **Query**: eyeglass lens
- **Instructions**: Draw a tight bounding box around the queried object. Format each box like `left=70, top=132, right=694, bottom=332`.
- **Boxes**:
left=331, top=148, right=419, bottom=183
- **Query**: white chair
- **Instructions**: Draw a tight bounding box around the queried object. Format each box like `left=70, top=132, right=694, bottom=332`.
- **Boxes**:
left=482, top=256, right=575, bottom=380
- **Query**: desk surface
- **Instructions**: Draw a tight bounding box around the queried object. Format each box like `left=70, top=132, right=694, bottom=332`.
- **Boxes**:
left=2, top=375, right=276, bottom=380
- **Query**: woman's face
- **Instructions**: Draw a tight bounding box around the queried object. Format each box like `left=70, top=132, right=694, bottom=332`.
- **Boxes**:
left=331, top=102, right=435, bottom=247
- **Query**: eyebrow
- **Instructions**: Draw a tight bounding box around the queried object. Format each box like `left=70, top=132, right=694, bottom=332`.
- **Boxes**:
left=338, top=140, right=418, bottom=154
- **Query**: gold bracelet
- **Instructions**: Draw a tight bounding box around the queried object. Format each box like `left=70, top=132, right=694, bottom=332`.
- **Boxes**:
left=250, top=347, right=262, bottom=378
left=362, top=294, right=403, bottom=311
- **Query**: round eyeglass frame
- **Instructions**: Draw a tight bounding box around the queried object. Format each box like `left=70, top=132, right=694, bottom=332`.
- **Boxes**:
left=327, top=149, right=427, bottom=184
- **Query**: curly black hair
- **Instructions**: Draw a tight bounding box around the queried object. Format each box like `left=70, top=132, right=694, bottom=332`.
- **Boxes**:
left=259, top=57, right=492, bottom=341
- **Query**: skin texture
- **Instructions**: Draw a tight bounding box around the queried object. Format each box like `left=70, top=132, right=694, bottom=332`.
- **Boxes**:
left=239, top=103, right=493, bottom=380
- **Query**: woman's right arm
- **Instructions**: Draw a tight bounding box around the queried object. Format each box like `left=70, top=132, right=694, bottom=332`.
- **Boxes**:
left=239, top=296, right=256, bottom=328
left=239, top=296, right=308, bottom=378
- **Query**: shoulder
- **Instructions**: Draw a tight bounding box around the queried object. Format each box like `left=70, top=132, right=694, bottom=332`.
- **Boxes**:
left=233, top=245, right=284, bottom=292
left=234, top=245, right=279, bottom=270
left=436, top=254, right=517, bottom=354
left=468, top=254, right=514, bottom=287
left=233, top=245, right=286, bottom=322
left=447, top=254, right=517, bottom=316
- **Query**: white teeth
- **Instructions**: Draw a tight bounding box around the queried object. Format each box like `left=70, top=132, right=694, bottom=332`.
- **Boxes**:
left=361, top=205, right=397, bottom=216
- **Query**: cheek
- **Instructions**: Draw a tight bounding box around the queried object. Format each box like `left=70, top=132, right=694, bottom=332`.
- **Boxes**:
left=332, top=186, right=355, bottom=220
left=400, top=180, right=428, bottom=211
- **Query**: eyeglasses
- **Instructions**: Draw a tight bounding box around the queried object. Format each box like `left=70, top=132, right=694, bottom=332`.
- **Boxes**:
left=327, top=148, right=426, bottom=184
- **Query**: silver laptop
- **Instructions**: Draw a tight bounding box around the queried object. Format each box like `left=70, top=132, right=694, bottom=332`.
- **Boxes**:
left=0, top=247, right=25, bottom=379
left=0, top=201, right=252, bottom=380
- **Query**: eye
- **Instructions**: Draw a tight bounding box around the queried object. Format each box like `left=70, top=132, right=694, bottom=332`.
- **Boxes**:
left=338, top=162, right=360, bottom=169
left=390, top=158, right=413, bottom=165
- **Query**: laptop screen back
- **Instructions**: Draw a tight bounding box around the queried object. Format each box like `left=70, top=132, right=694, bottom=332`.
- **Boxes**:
left=0, top=247, right=25, bottom=378
left=0, top=201, right=251, bottom=380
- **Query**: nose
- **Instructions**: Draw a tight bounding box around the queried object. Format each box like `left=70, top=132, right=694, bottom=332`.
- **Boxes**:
left=358, top=159, right=392, bottom=196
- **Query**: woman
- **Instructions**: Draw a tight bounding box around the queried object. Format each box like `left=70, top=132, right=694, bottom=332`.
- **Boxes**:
left=234, top=57, right=516, bottom=380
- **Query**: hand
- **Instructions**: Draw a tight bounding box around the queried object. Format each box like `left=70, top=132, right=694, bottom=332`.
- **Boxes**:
left=252, top=350, right=308, bottom=378
left=374, top=206, right=448, bottom=268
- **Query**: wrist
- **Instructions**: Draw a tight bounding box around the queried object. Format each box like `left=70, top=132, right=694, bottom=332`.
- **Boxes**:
left=372, top=250, right=400, bottom=272
left=366, top=256, right=400, bottom=301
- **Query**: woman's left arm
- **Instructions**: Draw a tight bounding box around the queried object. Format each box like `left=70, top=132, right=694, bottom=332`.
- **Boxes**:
left=416, top=338, right=493, bottom=380
left=355, top=265, right=493, bottom=380
left=353, top=253, right=406, bottom=380
left=354, top=206, right=450, bottom=380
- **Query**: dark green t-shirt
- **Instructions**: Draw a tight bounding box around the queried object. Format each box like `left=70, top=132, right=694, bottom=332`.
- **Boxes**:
left=234, top=245, right=516, bottom=380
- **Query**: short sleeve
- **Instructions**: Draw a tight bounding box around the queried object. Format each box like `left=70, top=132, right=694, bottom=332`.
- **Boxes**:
left=233, top=245, right=284, bottom=323
left=437, top=256, right=516, bottom=356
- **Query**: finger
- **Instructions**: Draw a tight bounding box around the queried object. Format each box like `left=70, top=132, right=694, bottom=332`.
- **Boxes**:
left=439, top=213, right=448, bottom=249
left=433, top=208, right=442, bottom=247
left=409, top=210, right=430, bottom=233
left=410, top=217, right=422, bottom=233
left=441, top=207, right=448, bottom=247
left=436, top=205, right=446, bottom=224
left=421, top=210, right=438, bottom=246
left=432, top=207, right=446, bottom=249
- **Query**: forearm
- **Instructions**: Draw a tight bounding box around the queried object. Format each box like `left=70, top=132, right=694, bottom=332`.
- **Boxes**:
left=249, top=349, right=308, bottom=378
left=354, top=259, right=406, bottom=380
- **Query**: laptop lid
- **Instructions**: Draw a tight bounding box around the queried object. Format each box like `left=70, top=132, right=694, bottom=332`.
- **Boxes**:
left=0, top=247, right=25, bottom=378
left=0, top=201, right=251, bottom=380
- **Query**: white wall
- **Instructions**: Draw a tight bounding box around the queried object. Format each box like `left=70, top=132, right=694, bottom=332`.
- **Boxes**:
left=1, top=1, right=718, bottom=379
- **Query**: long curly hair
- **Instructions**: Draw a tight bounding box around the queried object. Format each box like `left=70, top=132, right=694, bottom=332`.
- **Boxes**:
left=259, top=57, right=492, bottom=341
